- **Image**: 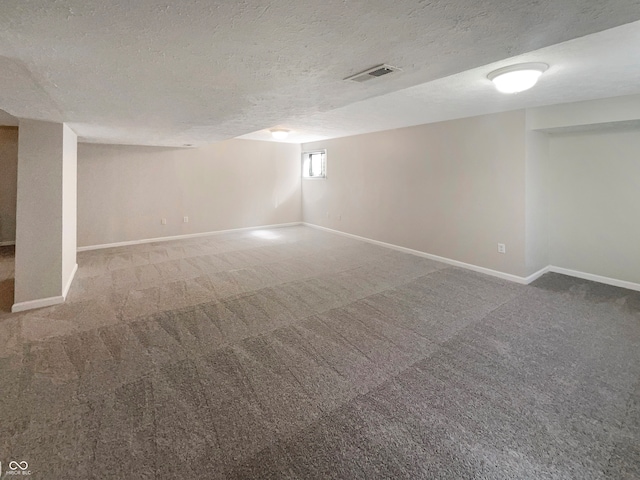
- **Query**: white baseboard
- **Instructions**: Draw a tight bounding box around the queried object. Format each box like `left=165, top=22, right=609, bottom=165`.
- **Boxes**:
left=548, top=266, right=640, bottom=292
left=303, top=223, right=533, bottom=284
left=0, top=240, right=15, bottom=247
left=524, top=266, right=550, bottom=284
left=11, top=263, right=78, bottom=313
left=9, top=224, right=639, bottom=314
left=304, top=223, right=640, bottom=292
left=63, top=263, right=78, bottom=299
left=77, top=222, right=303, bottom=252
left=12, top=295, right=65, bottom=313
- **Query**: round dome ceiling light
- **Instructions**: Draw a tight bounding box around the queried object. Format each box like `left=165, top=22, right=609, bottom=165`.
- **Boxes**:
left=487, top=62, right=549, bottom=94
left=270, top=129, right=290, bottom=140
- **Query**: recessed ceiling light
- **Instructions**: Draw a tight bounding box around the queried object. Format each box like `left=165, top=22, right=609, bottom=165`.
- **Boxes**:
left=270, top=129, right=290, bottom=140
left=487, top=62, right=549, bottom=94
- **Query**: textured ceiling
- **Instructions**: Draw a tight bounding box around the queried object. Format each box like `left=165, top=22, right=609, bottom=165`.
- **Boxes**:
left=242, top=20, right=640, bottom=143
left=1, top=0, right=640, bottom=146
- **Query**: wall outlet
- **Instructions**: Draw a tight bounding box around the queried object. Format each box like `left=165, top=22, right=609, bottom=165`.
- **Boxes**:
left=183, top=216, right=189, bottom=223
left=497, top=243, right=506, bottom=254
left=161, top=218, right=167, bottom=225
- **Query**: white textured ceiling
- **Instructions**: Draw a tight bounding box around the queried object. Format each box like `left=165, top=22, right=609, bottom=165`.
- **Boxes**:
left=1, top=1, right=640, bottom=146
left=242, top=20, right=640, bottom=143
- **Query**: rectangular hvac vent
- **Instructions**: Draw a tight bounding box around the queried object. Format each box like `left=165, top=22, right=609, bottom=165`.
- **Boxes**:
left=369, top=67, right=394, bottom=77
left=344, top=64, right=401, bottom=83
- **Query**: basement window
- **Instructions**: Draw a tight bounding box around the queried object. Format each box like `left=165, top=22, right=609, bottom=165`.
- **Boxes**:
left=302, top=150, right=326, bottom=178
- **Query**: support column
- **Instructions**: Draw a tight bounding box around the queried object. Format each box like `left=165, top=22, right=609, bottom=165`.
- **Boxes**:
left=12, top=120, right=77, bottom=312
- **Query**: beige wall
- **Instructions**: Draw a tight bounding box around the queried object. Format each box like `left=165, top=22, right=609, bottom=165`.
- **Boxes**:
left=15, top=120, right=69, bottom=304
left=77, top=139, right=301, bottom=247
left=302, top=110, right=528, bottom=277
left=528, top=93, right=640, bottom=131
left=548, top=128, right=640, bottom=284
left=524, top=127, right=550, bottom=276
left=0, top=127, right=18, bottom=244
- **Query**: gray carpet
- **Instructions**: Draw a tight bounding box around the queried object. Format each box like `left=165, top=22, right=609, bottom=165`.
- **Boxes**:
left=0, top=226, right=638, bottom=479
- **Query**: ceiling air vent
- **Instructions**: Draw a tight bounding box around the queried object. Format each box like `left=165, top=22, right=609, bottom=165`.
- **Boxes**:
left=344, top=64, right=401, bottom=83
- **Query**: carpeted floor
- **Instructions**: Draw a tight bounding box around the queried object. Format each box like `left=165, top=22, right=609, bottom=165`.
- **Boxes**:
left=0, top=225, right=638, bottom=479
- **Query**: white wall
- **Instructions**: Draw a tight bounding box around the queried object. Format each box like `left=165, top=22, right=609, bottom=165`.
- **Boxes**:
left=302, top=110, right=528, bottom=277
left=0, top=127, right=18, bottom=244
left=62, top=124, right=77, bottom=290
left=77, top=139, right=301, bottom=247
left=548, top=127, right=640, bottom=284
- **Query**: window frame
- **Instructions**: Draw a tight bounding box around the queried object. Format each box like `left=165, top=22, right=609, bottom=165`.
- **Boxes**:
left=302, top=149, right=327, bottom=179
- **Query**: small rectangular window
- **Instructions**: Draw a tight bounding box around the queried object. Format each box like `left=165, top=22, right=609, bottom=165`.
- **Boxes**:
left=302, top=150, right=326, bottom=178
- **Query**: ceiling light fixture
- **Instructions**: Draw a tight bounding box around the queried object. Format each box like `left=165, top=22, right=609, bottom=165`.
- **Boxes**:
left=270, top=129, right=290, bottom=140
left=487, top=62, right=548, bottom=94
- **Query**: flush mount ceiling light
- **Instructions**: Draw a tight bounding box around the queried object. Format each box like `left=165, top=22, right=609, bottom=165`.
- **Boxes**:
left=270, top=129, right=290, bottom=140
left=487, top=62, right=549, bottom=94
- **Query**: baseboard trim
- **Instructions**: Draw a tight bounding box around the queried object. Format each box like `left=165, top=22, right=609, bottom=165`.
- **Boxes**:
left=0, top=240, right=15, bottom=247
left=548, top=266, right=640, bottom=292
left=77, top=222, right=303, bottom=252
left=63, top=263, right=78, bottom=299
left=75, top=222, right=640, bottom=293
left=524, top=266, right=551, bottom=284
left=12, top=295, right=65, bottom=313
left=304, top=224, right=640, bottom=292
left=10, top=263, right=78, bottom=313
left=303, top=223, right=533, bottom=285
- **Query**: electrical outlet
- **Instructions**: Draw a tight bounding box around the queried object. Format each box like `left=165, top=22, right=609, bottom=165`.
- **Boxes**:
left=161, top=218, right=167, bottom=225
left=183, top=216, right=189, bottom=223
left=497, top=243, right=506, bottom=254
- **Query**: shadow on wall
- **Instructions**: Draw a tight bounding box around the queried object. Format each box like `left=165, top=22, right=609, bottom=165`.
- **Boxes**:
left=0, top=244, right=15, bottom=313
left=0, top=278, right=14, bottom=313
